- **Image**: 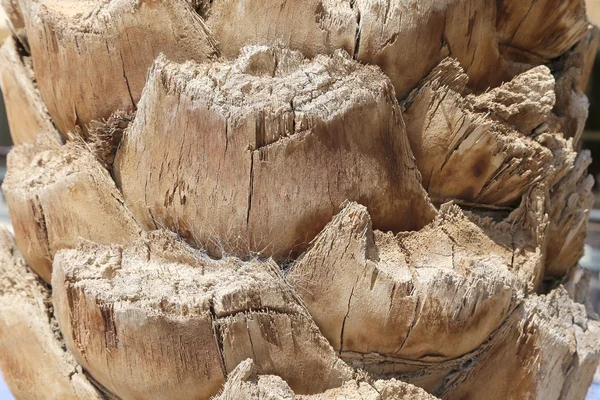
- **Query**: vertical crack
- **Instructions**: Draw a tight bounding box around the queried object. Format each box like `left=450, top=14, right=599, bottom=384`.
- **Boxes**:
left=351, top=0, right=361, bottom=60
left=246, top=154, right=255, bottom=231
left=209, top=297, right=227, bottom=378
left=339, top=274, right=360, bottom=355
left=120, top=51, right=136, bottom=110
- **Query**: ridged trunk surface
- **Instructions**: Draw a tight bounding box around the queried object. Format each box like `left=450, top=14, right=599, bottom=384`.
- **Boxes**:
left=0, top=0, right=599, bottom=399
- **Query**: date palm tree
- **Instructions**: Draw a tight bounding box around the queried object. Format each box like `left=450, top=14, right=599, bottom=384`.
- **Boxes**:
left=0, top=0, right=599, bottom=399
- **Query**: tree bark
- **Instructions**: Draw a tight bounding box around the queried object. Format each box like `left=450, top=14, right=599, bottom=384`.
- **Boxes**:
left=0, top=229, right=104, bottom=400
left=0, top=0, right=599, bottom=399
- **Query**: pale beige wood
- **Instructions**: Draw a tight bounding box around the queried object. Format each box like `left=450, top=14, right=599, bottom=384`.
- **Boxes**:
left=0, top=0, right=597, bottom=398
left=51, top=231, right=353, bottom=400
left=2, top=133, right=141, bottom=282
left=402, top=57, right=593, bottom=279
left=403, top=58, right=562, bottom=207
left=0, top=36, right=59, bottom=145
left=289, top=203, right=599, bottom=398
left=288, top=202, right=522, bottom=365
left=437, top=287, right=600, bottom=400
left=203, top=0, right=590, bottom=98
left=588, top=0, right=600, bottom=26
left=1, top=0, right=24, bottom=41
left=206, top=0, right=357, bottom=61
left=216, top=359, right=438, bottom=400
left=0, top=228, right=104, bottom=400
left=546, top=150, right=595, bottom=277
left=553, top=28, right=599, bottom=146
left=18, top=0, right=218, bottom=136
left=115, top=46, right=435, bottom=260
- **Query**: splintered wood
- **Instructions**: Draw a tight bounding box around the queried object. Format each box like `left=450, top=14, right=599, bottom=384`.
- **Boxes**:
left=0, top=0, right=598, bottom=399
left=290, top=203, right=600, bottom=400
left=0, top=229, right=103, bottom=400
left=115, top=46, right=435, bottom=260
left=52, top=231, right=353, bottom=399
left=204, top=0, right=589, bottom=98
left=288, top=202, right=521, bottom=364
left=18, top=0, right=218, bottom=136
left=403, top=58, right=592, bottom=280
left=2, top=133, right=140, bottom=282
left=215, top=359, right=437, bottom=400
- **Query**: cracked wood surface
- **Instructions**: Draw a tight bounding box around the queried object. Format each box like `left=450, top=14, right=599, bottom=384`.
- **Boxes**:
left=12, top=0, right=592, bottom=138
left=115, top=46, right=435, bottom=260
left=0, top=229, right=103, bottom=400
left=288, top=202, right=521, bottom=364
left=204, top=0, right=590, bottom=98
left=0, top=0, right=598, bottom=398
left=215, top=358, right=438, bottom=400
left=17, top=0, right=218, bottom=136
left=0, top=36, right=59, bottom=145
left=289, top=203, right=600, bottom=399
left=2, top=133, right=141, bottom=282
left=403, top=59, right=563, bottom=207
left=52, top=231, right=353, bottom=400
left=402, top=57, right=593, bottom=280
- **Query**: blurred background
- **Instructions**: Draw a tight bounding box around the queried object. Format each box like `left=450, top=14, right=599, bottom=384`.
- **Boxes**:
left=1, top=3, right=600, bottom=400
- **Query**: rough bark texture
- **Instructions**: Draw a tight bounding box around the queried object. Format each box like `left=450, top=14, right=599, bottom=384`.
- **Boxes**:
left=0, top=36, right=59, bottom=145
left=214, top=359, right=437, bottom=400
left=0, top=0, right=599, bottom=399
left=288, top=203, right=600, bottom=399
left=114, top=47, right=435, bottom=260
left=52, top=231, right=353, bottom=400
left=18, top=0, right=218, bottom=136
left=0, top=229, right=103, bottom=400
left=2, top=132, right=141, bottom=282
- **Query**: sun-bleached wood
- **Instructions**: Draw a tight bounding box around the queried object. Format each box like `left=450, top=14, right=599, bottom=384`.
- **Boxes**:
left=215, top=359, right=438, bottom=400
left=436, top=287, right=600, bottom=400
left=52, top=231, right=353, bottom=400
left=0, top=229, right=103, bottom=400
left=115, top=46, right=435, bottom=260
left=403, top=58, right=565, bottom=207
left=0, top=36, right=59, bottom=145
left=288, top=202, right=521, bottom=364
left=2, top=133, right=141, bottom=282
left=402, top=57, right=593, bottom=280
left=18, top=0, right=218, bottom=136
left=0, top=0, right=598, bottom=398
left=289, top=203, right=600, bottom=398
left=203, top=0, right=590, bottom=98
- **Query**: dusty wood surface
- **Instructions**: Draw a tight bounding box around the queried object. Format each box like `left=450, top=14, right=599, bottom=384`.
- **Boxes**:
left=115, top=46, right=435, bottom=260
left=0, top=0, right=598, bottom=399
left=2, top=133, right=140, bottom=282
left=402, top=56, right=594, bottom=281
left=0, top=229, right=103, bottom=400
left=204, top=0, right=589, bottom=99
left=0, top=36, right=59, bottom=145
left=52, top=231, right=353, bottom=400
left=288, top=202, right=521, bottom=364
left=290, top=203, right=600, bottom=399
left=215, top=359, right=437, bottom=400
left=18, top=0, right=218, bottom=136
left=403, top=59, right=560, bottom=207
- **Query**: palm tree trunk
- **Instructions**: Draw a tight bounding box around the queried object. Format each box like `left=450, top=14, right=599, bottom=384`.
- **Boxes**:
left=0, top=0, right=598, bottom=399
